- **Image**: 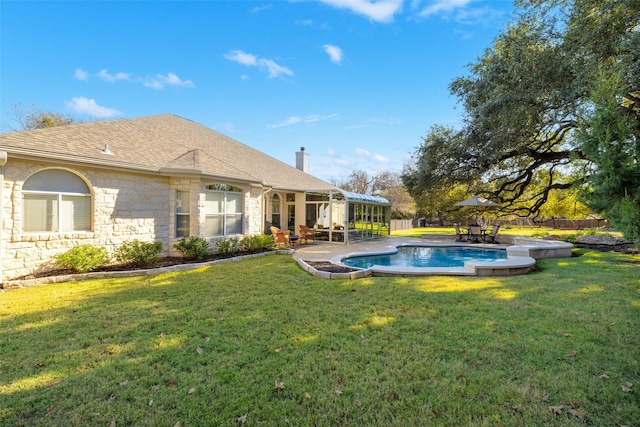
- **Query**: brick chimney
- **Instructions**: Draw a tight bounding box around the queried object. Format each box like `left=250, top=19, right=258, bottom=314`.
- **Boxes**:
left=296, top=147, right=309, bottom=173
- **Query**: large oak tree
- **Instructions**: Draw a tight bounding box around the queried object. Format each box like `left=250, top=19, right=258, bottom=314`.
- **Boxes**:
left=403, top=0, right=639, bottom=241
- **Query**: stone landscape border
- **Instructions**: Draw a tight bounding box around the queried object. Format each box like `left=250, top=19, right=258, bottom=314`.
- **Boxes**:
left=2, top=249, right=293, bottom=290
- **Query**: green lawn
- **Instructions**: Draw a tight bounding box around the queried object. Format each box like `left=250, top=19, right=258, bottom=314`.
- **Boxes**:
left=1, top=249, right=638, bottom=426
left=392, top=225, right=623, bottom=240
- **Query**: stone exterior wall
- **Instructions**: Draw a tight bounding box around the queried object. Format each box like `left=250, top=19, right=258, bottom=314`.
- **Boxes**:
left=248, top=185, right=265, bottom=235
left=1, top=159, right=269, bottom=282
left=1, top=160, right=171, bottom=281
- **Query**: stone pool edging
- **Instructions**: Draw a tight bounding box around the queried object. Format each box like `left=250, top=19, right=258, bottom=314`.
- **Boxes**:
left=302, top=239, right=573, bottom=279
left=296, top=258, right=373, bottom=280
left=2, top=249, right=294, bottom=290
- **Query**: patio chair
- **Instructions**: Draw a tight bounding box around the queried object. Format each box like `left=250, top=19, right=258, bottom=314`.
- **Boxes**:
left=454, top=223, right=467, bottom=242
left=270, top=226, right=290, bottom=247
left=484, top=224, right=501, bottom=244
left=298, top=224, right=316, bottom=244
left=468, top=225, right=482, bottom=243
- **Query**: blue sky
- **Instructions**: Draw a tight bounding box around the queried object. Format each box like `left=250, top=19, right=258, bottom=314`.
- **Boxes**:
left=1, top=0, right=514, bottom=183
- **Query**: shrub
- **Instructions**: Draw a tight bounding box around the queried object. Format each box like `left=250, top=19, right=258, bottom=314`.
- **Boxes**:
left=562, top=228, right=605, bottom=243
left=530, top=230, right=548, bottom=238
left=241, top=234, right=275, bottom=252
left=174, top=236, right=211, bottom=261
left=116, top=239, right=163, bottom=267
left=54, top=245, right=110, bottom=273
left=214, top=237, right=240, bottom=256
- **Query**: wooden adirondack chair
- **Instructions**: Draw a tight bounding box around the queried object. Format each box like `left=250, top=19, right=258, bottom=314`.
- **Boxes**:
left=297, top=225, right=316, bottom=244
left=270, top=226, right=290, bottom=247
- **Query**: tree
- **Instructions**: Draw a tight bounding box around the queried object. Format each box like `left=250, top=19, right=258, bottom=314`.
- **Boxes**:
left=578, top=73, right=640, bottom=241
left=402, top=0, right=639, bottom=240
left=334, top=169, right=374, bottom=194
left=335, top=169, right=415, bottom=219
left=8, top=103, right=81, bottom=131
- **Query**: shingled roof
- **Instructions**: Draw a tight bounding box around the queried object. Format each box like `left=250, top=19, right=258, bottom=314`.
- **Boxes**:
left=0, top=114, right=339, bottom=192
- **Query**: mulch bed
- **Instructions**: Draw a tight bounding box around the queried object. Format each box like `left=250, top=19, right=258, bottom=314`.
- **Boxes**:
left=304, top=261, right=360, bottom=273
left=11, top=250, right=273, bottom=281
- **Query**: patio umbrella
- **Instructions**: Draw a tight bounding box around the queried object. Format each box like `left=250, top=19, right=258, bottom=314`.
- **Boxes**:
left=454, top=195, right=500, bottom=226
left=454, top=195, right=500, bottom=208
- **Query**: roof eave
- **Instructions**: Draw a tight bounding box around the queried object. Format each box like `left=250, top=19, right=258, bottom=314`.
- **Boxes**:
left=4, top=147, right=159, bottom=174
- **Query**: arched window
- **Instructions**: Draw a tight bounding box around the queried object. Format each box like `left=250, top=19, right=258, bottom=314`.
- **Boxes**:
left=22, top=169, right=92, bottom=233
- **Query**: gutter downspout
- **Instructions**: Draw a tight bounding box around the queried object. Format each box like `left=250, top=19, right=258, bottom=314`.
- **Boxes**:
left=0, top=151, right=8, bottom=287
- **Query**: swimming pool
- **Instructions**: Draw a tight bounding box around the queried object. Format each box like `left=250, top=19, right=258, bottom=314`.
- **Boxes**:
left=341, top=245, right=508, bottom=269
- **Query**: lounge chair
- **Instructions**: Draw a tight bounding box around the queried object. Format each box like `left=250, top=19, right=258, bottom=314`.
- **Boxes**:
left=454, top=223, right=467, bottom=242
left=484, top=224, right=501, bottom=243
left=270, top=226, right=290, bottom=247
left=298, top=225, right=316, bottom=244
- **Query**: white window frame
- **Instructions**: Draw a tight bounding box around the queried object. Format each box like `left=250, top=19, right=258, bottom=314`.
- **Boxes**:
left=175, top=190, right=190, bottom=238
left=205, top=187, right=244, bottom=237
left=22, top=170, right=92, bottom=233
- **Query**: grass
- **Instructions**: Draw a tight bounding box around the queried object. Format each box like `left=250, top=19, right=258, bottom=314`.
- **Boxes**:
left=1, top=249, right=639, bottom=426
left=392, top=225, right=623, bottom=240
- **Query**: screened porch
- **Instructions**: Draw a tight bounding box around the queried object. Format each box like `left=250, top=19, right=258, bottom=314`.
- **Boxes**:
left=304, top=190, right=391, bottom=244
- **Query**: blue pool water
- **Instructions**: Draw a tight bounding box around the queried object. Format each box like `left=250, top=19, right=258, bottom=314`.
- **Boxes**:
left=342, top=246, right=508, bottom=269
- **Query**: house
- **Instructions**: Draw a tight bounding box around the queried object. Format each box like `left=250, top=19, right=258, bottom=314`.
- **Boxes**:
left=0, top=114, right=390, bottom=283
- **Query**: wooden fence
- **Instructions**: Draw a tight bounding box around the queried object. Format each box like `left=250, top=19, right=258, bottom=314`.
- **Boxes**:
left=390, top=218, right=609, bottom=231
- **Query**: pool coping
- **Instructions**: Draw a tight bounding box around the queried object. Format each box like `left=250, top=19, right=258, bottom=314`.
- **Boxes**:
left=296, top=237, right=573, bottom=279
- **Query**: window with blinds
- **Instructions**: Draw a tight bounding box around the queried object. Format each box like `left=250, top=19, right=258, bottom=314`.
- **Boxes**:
left=22, top=169, right=92, bottom=233
left=204, top=185, right=243, bottom=237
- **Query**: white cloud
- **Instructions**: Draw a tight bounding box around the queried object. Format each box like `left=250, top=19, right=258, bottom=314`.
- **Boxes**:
left=65, top=97, right=122, bottom=118
left=413, top=0, right=504, bottom=25
left=356, top=148, right=372, bottom=156
left=417, top=0, right=471, bottom=17
left=319, top=0, right=403, bottom=23
left=268, top=116, right=302, bottom=128
left=305, top=113, right=339, bottom=123
left=97, top=69, right=131, bottom=82
left=453, top=6, right=504, bottom=25
left=224, top=50, right=293, bottom=79
left=268, top=113, right=339, bottom=128
left=311, top=149, right=403, bottom=184
left=250, top=3, right=272, bottom=13
left=76, top=67, right=195, bottom=89
left=327, top=148, right=337, bottom=155
left=323, top=44, right=343, bottom=64
left=74, top=68, right=89, bottom=80
left=260, top=58, right=294, bottom=78
left=296, top=19, right=314, bottom=26
left=143, top=72, right=195, bottom=89
left=224, top=50, right=258, bottom=66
